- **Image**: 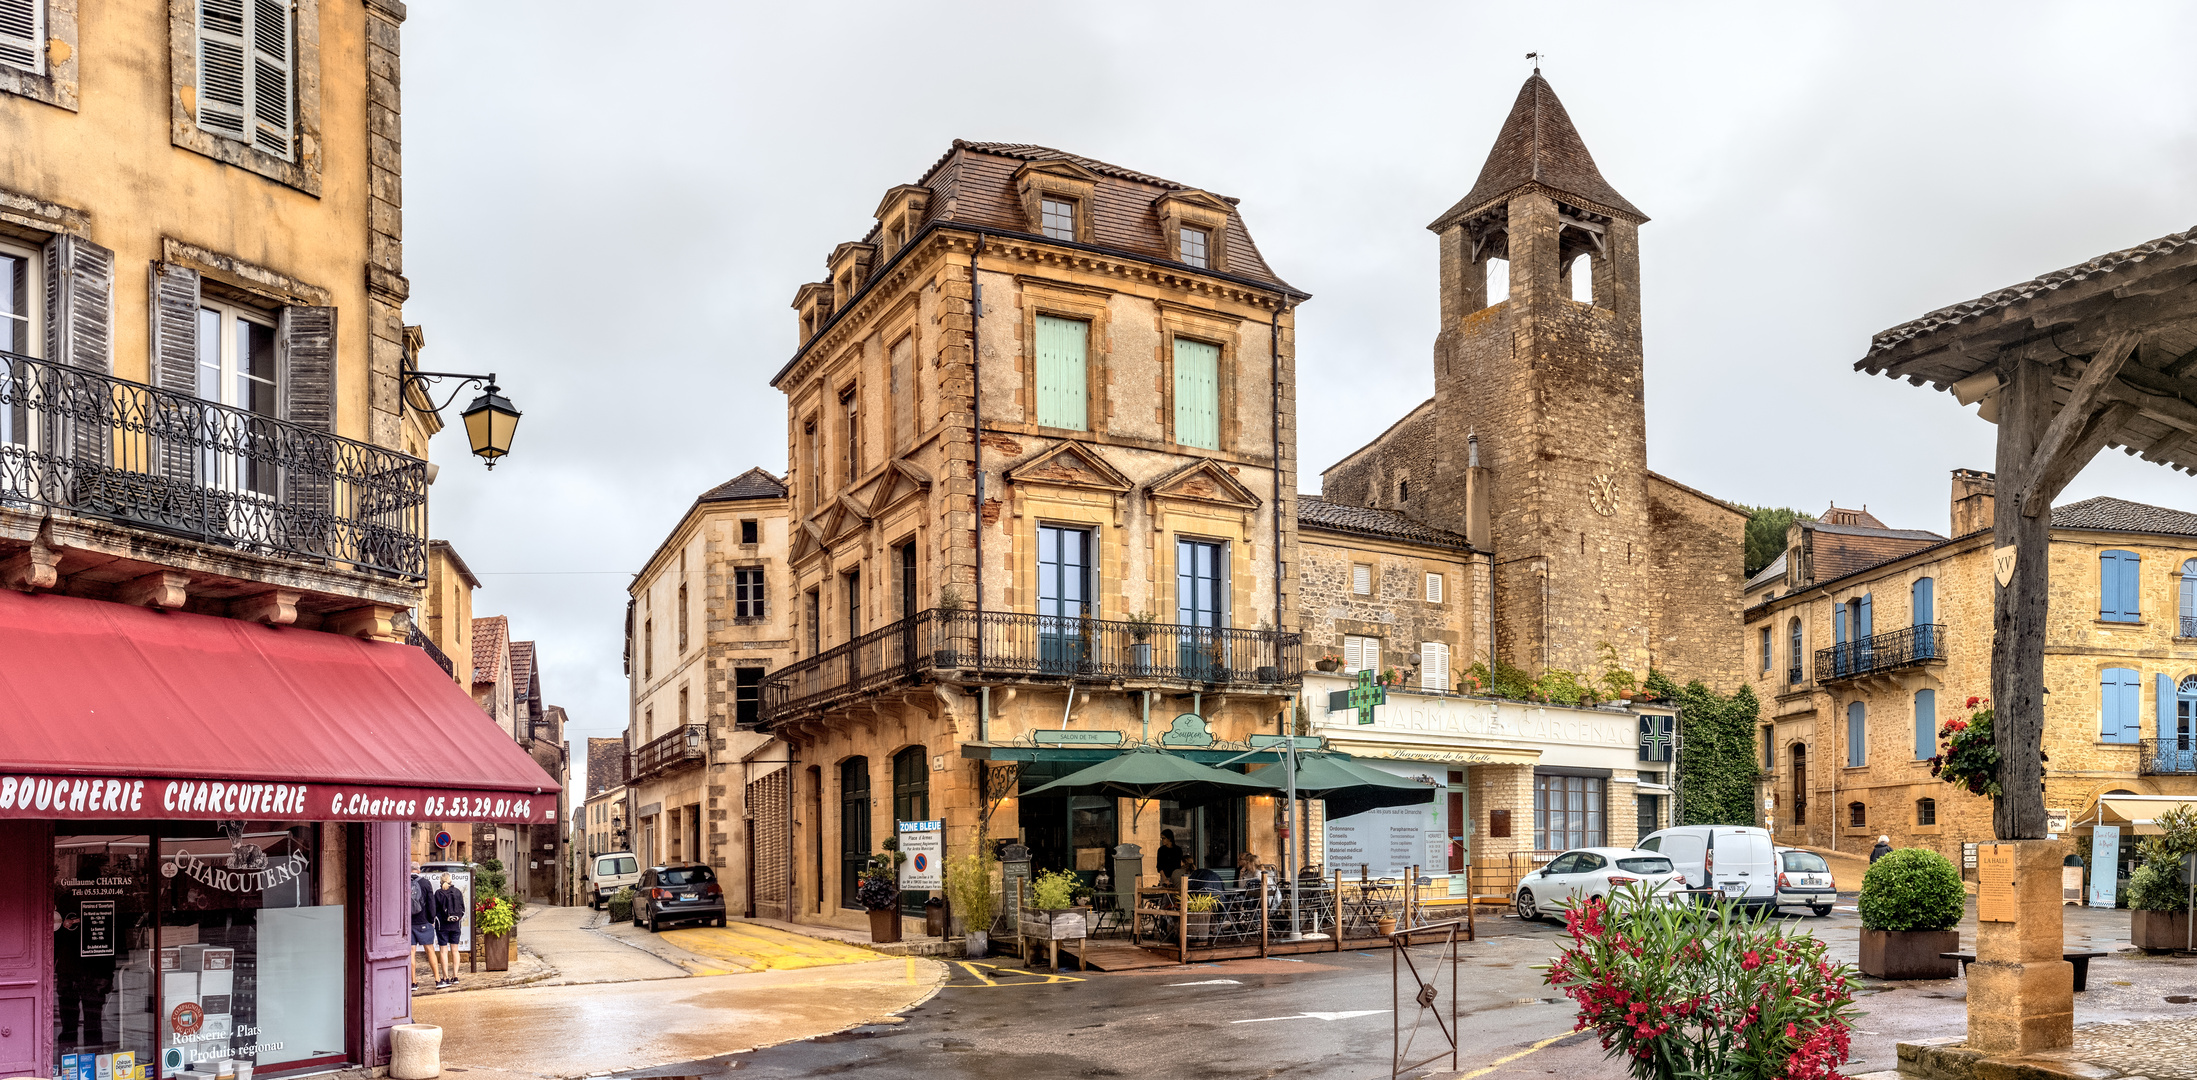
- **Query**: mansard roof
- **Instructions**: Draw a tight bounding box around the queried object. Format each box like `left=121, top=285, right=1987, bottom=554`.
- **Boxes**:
left=1431, top=74, right=1646, bottom=231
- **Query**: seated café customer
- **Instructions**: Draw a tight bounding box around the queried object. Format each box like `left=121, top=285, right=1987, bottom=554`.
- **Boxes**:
left=1184, top=856, right=1225, bottom=895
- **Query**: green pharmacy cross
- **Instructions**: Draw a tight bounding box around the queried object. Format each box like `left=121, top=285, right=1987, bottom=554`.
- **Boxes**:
left=1347, top=669, right=1386, bottom=725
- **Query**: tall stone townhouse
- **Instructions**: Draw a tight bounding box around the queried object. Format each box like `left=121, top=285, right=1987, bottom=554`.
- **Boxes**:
left=1745, top=470, right=2197, bottom=889
left=1293, top=74, right=1744, bottom=893
left=759, top=139, right=1307, bottom=935
left=0, top=3, right=557, bottom=1076
left=623, top=467, right=794, bottom=916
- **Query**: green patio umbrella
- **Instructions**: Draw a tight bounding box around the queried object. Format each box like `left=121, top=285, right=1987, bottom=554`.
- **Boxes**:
left=1250, top=753, right=1437, bottom=820
left=1021, top=748, right=1278, bottom=804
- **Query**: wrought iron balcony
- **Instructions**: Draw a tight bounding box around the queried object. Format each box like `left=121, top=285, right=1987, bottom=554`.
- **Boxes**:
left=2182, top=616, right=2197, bottom=640
left=1787, top=666, right=1804, bottom=687
left=0, top=350, right=426, bottom=579
left=762, top=609, right=1302, bottom=724
left=630, top=723, right=707, bottom=781
left=1814, top=623, right=1946, bottom=683
left=2141, top=739, right=2197, bottom=775
left=407, top=623, right=455, bottom=679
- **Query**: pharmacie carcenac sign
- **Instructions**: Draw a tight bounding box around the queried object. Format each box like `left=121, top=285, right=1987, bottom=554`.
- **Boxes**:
left=1308, top=678, right=1636, bottom=749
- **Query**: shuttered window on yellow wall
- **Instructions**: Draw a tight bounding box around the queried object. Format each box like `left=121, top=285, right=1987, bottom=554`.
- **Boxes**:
left=1173, top=338, right=1220, bottom=449
left=1035, top=315, right=1089, bottom=430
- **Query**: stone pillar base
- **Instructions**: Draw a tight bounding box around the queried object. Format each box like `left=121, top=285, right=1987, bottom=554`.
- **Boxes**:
left=1965, top=840, right=2074, bottom=1055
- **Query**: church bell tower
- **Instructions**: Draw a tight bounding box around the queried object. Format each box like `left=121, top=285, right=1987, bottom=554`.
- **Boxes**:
left=1428, top=73, right=1653, bottom=677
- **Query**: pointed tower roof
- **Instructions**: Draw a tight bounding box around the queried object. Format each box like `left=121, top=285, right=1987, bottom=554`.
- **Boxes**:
left=1429, top=74, right=1646, bottom=231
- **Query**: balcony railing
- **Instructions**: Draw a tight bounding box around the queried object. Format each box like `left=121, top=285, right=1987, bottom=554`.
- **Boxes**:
left=2141, top=739, right=2197, bottom=775
left=630, top=724, right=707, bottom=781
left=407, top=623, right=455, bottom=679
left=762, top=609, right=1302, bottom=724
left=0, top=350, right=426, bottom=580
left=2182, top=616, right=2197, bottom=639
left=1787, top=666, right=1804, bottom=687
left=1815, top=624, right=1945, bottom=682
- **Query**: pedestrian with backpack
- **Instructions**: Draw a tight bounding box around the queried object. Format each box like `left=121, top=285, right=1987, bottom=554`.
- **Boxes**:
left=410, top=862, right=445, bottom=990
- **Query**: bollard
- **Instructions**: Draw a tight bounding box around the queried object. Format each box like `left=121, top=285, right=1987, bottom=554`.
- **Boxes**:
left=389, top=1023, right=443, bottom=1080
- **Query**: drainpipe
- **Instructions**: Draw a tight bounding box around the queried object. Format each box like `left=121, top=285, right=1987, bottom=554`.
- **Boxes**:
left=971, top=233, right=985, bottom=667
left=1271, top=306, right=1286, bottom=659
left=1142, top=690, right=1152, bottom=743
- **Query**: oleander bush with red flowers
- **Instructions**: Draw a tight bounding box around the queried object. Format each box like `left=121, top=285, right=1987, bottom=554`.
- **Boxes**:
left=1543, top=886, right=1861, bottom=1080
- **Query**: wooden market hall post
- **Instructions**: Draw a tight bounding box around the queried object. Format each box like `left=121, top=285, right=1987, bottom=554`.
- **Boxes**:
left=1856, top=225, right=2197, bottom=1058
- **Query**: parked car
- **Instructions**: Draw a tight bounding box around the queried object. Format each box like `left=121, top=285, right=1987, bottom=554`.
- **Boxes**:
left=1773, top=847, right=1838, bottom=917
left=588, top=851, right=642, bottom=909
left=1513, top=847, right=1683, bottom=922
left=634, top=863, right=726, bottom=932
left=1638, top=825, right=1777, bottom=908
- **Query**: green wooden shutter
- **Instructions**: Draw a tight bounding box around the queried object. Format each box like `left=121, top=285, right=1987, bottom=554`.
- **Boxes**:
left=1034, top=315, right=1088, bottom=430
left=1172, top=338, right=1220, bottom=450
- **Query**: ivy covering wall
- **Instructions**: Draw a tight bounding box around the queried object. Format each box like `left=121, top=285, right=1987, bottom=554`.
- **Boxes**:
left=1646, top=670, right=1763, bottom=827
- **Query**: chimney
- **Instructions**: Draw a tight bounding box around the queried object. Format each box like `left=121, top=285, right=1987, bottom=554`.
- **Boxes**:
left=1950, top=469, right=1996, bottom=537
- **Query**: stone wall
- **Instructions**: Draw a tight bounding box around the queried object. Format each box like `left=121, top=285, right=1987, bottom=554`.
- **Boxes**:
left=1320, top=400, right=1435, bottom=516
left=1646, top=473, right=1747, bottom=691
left=1296, top=529, right=1478, bottom=683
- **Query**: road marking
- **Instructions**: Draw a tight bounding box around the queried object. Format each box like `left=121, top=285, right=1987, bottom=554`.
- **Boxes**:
left=1232, top=1009, right=1389, bottom=1024
left=906, top=958, right=915, bottom=983
left=1455, top=1032, right=1570, bottom=1079
left=1166, top=979, right=1242, bottom=986
left=941, top=961, right=1085, bottom=988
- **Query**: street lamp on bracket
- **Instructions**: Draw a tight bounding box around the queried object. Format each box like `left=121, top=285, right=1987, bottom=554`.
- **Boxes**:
left=401, top=370, right=523, bottom=469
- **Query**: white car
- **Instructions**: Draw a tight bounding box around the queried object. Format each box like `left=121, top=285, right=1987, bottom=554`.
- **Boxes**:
left=1773, top=847, right=1838, bottom=917
left=1513, top=847, right=1684, bottom=922
left=588, top=851, right=642, bottom=909
left=1638, top=825, right=1778, bottom=909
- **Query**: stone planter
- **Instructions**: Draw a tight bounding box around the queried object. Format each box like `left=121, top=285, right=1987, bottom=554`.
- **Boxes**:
left=1019, top=908, right=1088, bottom=940
left=867, top=908, right=903, bottom=943
left=1857, top=928, right=1960, bottom=979
left=2132, top=909, right=2193, bottom=951
left=479, top=933, right=510, bottom=971
left=1130, top=642, right=1153, bottom=671
left=389, top=1024, right=442, bottom=1080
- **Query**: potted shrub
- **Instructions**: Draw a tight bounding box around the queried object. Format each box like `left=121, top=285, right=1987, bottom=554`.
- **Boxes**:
left=1018, top=869, right=1087, bottom=942
left=474, top=895, right=516, bottom=972
left=1183, top=892, right=1218, bottom=941
left=858, top=849, right=905, bottom=943
left=1314, top=653, right=1342, bottom=673
left=606, top=886, right=635, bottom=923
left=2128, top=805, right=2197, bottom=949
left=1546, top=886, right=1860, bottom=1080
left=1856, top=847, right=1964, bottom=979
left=945, top=847, right=998, bottom=959
left=1125, top=610, right=1159, bottom=672
left=933, top=586, right=966, bottom=668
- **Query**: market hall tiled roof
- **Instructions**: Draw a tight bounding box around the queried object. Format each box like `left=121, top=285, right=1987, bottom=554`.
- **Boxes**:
left=2050, top=496, right=2197, bottom=538
left=1865, top=227, right=2197, bottom=356
left=1430, top=73, right=1647, bottom=230
left=1298, top=496, right=1473, bottom=551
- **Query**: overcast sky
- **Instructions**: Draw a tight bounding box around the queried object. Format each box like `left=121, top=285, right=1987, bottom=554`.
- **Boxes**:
left=396, top=3, right=2197, bottom=785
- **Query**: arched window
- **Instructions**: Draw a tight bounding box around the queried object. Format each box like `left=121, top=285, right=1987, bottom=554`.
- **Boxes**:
left=1848, top=802, right=1867, bottom=828
left=838, top=758, right=870, bottom=909
left=1846, top=701, right=1867, bottom=767
left=2180, top=559, right=2197, bottom=639
left=1788, top=618, right=1803, bottom=684
left=1913, top=689, right=1937, bottom=761
left=1916, top=798, right=1937, bottom=826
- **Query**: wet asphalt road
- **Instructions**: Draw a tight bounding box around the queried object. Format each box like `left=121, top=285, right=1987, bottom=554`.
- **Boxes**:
left=617, top=901, right=2197, bottom=1080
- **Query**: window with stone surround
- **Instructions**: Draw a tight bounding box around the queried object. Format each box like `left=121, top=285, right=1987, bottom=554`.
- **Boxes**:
left=0, top=0, right=77, bottom=111
left=1425, top=573, right=1443, bottom=604
left=740, top=519, right=759, bottom=545
left=1915, top=798, right=1935, bottom=826
left=1352, top=563, right=1372, bottom=596
left=1179, top=226, right=1209, bottom=268
left=1848, top=802, right=1866, bottom=828
left=1420, top=642, right=1449, bottom=691
left=734, top=567, right=765, bottom=621
left=1342, top=635, right=1378, bottom=675
left=0, top=0, right=42, bottom=76
left=1912, top=688, right=1936, bottom=760
left=1040, top=198, right=1077, bottom=241
left=1787, top=618, right=1804, bottom=684
left=2180, top=559, right=2197, bottom=638
left=1760, top=626, right=1771, bottom=673
left=2101, top=549, right=2142, bottom=623
left=170, top=0, right=322, bottom=193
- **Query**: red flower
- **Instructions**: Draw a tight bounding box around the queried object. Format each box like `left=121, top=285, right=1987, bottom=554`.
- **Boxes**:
left=1741, top=950, right=1763, bottom=971
left=1965, top=696, right=1981, bottom=709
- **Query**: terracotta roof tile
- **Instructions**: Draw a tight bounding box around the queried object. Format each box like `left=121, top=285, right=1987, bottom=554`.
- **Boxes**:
left=1298, top=496, right=1473, bottom=550
left=586, top=737, right=627, bottom=797
left=1867, top=226, right=2197, bottom=356
left=2051, top=496, right=2197, bottom=538
left=470, top=615, right=507, bottom=685
left=1431, top=73, right=1646, bottom=230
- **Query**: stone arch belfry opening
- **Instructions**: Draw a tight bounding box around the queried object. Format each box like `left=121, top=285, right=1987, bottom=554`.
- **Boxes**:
left=1430, top=73, right=1655, bottom=677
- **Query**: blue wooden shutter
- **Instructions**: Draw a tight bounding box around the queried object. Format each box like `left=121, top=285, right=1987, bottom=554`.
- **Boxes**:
left=1859, top=593, right=1873, bottom=637
left=1912, top=578, right=1934, bottom=625
left=1034, top=315, right=1089, bottom=430
left=1172, top=338, right=1220, bottom=450
left=2121, top=552, right=2143, bottom=622
left=2100, top=668, right=2140, bottom=744
left=1834, top=607, right=1847, bottom=646
left=2159, top=672, right=2175, bottom=746
left=1914, top=689, right=1936, bottom=760
left=1847, top=702, right=1866, bottom=767
left=2102, top=551, right=2142, bottom=622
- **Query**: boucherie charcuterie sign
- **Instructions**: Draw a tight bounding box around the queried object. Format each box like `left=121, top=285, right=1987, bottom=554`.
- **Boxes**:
left=0, top=774, right=554, bottom=823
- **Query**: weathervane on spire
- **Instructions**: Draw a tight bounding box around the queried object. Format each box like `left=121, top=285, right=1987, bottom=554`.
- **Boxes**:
left=1526, top=51, right=1542, bottom=75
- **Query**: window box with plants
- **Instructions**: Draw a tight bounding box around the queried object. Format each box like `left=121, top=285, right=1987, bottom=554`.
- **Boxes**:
left=1856, top=847, right=1964, bottom=979
left=2127, top=805, right=2197, bottom=950
left=1018, top=869, right=1088, bottom=940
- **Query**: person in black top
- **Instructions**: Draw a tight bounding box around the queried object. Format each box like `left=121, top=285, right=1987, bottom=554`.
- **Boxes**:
left=409, top=862, right=443, bottom=989
left=1156, top=830, right=1183, bottom=880
left=433, top=874, right=467, bottom=988
left=1870, top=836, right=1893, bottom=863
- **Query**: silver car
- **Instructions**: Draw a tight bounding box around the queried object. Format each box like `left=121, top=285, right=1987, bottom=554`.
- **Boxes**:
left=1773, top=847, right=1838, bottom=917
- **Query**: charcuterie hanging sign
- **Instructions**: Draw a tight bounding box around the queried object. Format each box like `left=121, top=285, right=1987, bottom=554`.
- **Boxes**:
left=0, top=773, right=553, bottom=823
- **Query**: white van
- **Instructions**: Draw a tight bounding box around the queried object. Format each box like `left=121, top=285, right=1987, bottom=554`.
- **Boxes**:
left=1637, top=825, right=1776, bottom=908
left=588, top=851, right=642, bottom=908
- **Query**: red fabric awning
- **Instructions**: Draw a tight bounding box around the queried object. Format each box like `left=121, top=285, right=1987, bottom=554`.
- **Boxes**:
left=0, top=589, right=559, bottom=824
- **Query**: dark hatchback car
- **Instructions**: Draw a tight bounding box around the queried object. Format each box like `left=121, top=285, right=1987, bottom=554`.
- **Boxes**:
left=634, top=864, right=725, bottom=932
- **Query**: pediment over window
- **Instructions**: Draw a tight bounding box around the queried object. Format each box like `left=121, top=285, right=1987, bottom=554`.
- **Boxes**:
left=866, top=457, right=933, bottom=517
left=791, top=520, right=826, bottom=563
left=1145, top=457, right=1261, bottom=509
left=1014, top=162, right=1098, bottom=244
left=823, top=495, right=872, bottom=545
left=1005, top=441, right=1133, bottom=493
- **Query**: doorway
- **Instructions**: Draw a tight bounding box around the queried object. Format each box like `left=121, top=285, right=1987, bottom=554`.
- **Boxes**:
left=1161, top=798, right=1244, bottom=879
left=1790, top=744, right=1809, bottom=826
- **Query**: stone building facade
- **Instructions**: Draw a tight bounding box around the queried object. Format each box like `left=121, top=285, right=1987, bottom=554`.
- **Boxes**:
left=624, top=468, right=793, bottom=917
left=1746, top=471, right=2197, bottom=879
left=1309, top=74, right=1746, bottom=692
left=762, top=141, right=1306, bottom=934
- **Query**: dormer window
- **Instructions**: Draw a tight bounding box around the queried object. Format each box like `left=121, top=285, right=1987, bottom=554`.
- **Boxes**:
left=1179, top=227, right=1209, bottom=268
left=1041, top=199, right=1077, bottom=241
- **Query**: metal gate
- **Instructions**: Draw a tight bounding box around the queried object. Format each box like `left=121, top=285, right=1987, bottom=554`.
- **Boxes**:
left=1391, top=919, right=1463, bottom=1078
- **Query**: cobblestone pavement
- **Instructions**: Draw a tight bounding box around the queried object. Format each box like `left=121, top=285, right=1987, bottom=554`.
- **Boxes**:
left=2077, top=1016, right=2197, bottom=1079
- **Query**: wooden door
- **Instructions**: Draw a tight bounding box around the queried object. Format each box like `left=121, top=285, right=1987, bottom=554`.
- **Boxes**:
left=0, top=822, right=52, bottom=1079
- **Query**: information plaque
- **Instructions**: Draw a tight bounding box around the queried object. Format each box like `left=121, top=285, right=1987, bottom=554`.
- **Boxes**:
left=1977, top=844, right=2016, bottom=922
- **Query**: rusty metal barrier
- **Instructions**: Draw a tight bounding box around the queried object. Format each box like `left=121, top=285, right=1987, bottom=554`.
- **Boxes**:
left=1389, top=918, right=1464, bottom=1078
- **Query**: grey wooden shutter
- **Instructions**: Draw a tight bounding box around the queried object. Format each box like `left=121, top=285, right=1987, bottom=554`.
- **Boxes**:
left=149, top=263, right=202, bottom=480
left=0, top=0, right=43, bottom=76
left=195, top=0, right=252, bottom=141
left=278, top=304, right=335, bottom=551
left=42, top=235, right=114, bottom=483
left=246, top=0, right=293, bottom=160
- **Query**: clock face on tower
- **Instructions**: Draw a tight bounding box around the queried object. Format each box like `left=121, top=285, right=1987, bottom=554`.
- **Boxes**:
left=1589, top=473, right=1619, bottom=517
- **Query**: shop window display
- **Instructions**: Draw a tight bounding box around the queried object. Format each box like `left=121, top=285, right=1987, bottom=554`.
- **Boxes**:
left=53, top=832, right=156, bottom=1080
